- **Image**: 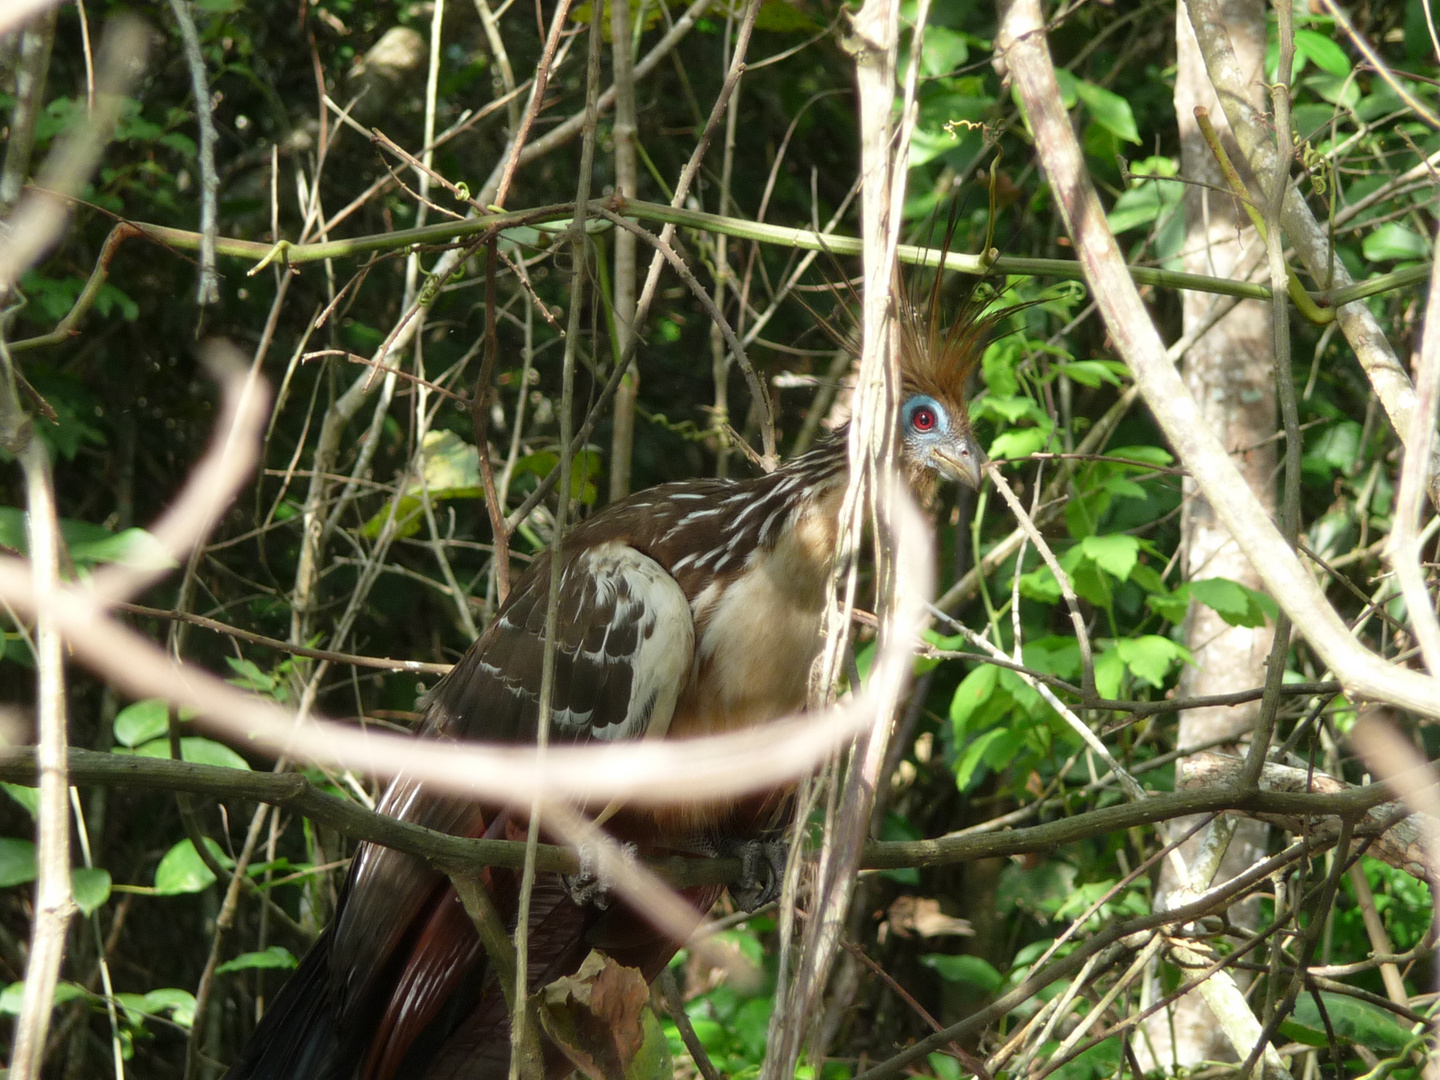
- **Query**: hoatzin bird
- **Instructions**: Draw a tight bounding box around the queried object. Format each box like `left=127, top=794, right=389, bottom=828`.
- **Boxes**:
left=225, top=282, right=996, bottom=1080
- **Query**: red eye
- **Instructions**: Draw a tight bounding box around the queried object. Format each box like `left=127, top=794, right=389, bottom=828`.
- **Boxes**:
left=911, top=405, right=937, bottom=432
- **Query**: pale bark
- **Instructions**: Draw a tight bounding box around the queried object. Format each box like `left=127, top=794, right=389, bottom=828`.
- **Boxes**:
left=1139, top=2, right=1275, bottom=1071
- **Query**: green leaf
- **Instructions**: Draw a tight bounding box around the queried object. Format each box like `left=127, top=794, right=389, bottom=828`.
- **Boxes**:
left=2, top=783, right=39, bottom=818
left=981, top=341, right=1020, bottom=398
left=989, top=427, right=1051, bottom=459
left=920, top=953, right=1003, bottom=992
left=1056, top=360, right=1124, bottom=388
left=1075, top=80, right=1140, bottom=144
left=0, top=838, right=37, bottom=887
left=113, top=698, right=170, bottom=748
left=949, top=664, right=998, bottom=736
left=217, top=946, right=298, bottom=975
left=1021, top=637, right=1081, bottom=679
left=1146, top=590, right=1190, bottom=624
left=1093, top=648, right=1125, bottom=700
left=1116, top=635, right=1188, bottom=688
left=1080, top=534, right=1140, bottom=582
left=1363, top=222, right=1429, bottom=262
left=121, top=736, right=251, bottom=771
left=954, top=728, right=1009, bottom=791
left=71, top=868, right=111, bottom=915
left=1051, top=68, right=1079, bottom=108
left=66, top=526, right=176, bottom=571
left=1281, top=992, right=1411, bottom=1052
left=1188, top=577, right=1273, bottom=628
left=154, top=837, right=232, bottom=895
left=1100, top=474, right=1147, bottom=500
left=0, top=980, right=85, bottom=1016
left=754, top=0, right=819, bottom=33
left=140, top=987, right=197, bottom=1029
left=1107, top=160, right=1183, bottom=234
left=1017, top=565, right=1061, bottom=603
left=1293, top=29, right=1350, bottom=77
left=0, top=510, right=172, bottom=570
left=919, top=26, right=969, bottom=77
left=1107, top=444, right=1173, bottom=467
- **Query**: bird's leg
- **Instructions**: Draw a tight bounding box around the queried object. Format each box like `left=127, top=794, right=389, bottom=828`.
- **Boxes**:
left=561, top=840, right=638, bottom=910
left=692, top=834, right=788, bottom=912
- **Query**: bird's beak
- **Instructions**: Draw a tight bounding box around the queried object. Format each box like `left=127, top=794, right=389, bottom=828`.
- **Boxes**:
left=934, top=437, right=987, bottom=491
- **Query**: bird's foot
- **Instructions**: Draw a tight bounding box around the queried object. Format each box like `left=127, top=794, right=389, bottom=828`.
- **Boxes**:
left=562, top=841, right=637, bottom=910
left=713, top=836, right=788, bottom=913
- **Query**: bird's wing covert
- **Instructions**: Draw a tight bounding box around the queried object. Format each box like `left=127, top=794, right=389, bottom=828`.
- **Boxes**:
left=322, top=543, right=694, bottom=1068
left=424, top=539, right=695, bottom=745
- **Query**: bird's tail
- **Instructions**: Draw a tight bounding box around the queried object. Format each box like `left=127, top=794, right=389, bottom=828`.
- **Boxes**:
left=220, top=925, right=349, bottom=1080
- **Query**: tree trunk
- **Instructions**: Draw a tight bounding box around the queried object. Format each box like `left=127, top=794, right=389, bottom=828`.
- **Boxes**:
left=1138, top=1, right=1276, bottom=1071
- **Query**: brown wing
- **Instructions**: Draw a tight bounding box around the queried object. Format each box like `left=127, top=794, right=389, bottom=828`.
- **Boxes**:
left=322, top=542, right=695, bottom=1079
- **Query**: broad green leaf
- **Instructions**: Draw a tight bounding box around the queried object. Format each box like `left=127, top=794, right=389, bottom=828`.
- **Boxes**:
left=1017, top=565, right=1061, bottom=603
left=3, top=783, right=39, bottom=818
left=1049, top=1037, right=1121, bottom=1080
left=418, top=429, right=481, bottom=491
left=989, top=427, right=1050, bottom=459
left=113, top=698, right=170, bottom=748
left=0, top=838, right=37, bottom=887
left=1022, top=637, right=1081, bottom=679
left=1100, top=474, right=1147, bottom=500
left=0, top=980, right=85, bottom=1016
left=981, top=342, right=1021, bottom=398
left=154, top=837, right=232, bottom=895
left=754, top=0, right=819, bottom=33
left=0, top=510, right=172, bottom=571
left=1094, top=648, right=1125, bottom=700
left=920, top=953, right=1003, bottom=992
left=175, top=738, right=250, bottom=771
left=954, top=728, right=1009, bottom=791
left=225, top=655, right=281, bottom=696
left=1107, top=444, right=1173, bottom=467
left=0, top=507, right=26, bottom=550
left=1075, top=80, right=1140, bottom=144
left=949, top=664, right=999, bottom=735
left=1146, top=590, right=1190, bottom=624
left=1294, top=29, right=1350, bottom=77
left=1107, top=178, right=1181, bottom=234
left=123, top=736, right=251, bottom=771
left=1363, top=222, right=1429, bottom=262
left=1281, top=992, right=1411, bottom=1052
left=1050, top=67, right=1079, bottom=108
left=1303, top=419, right=1362, bottom=476
left=1188, top=577, right=1272, bottom=628
left=67, top=527, right=176, bottom=571
left=919, top=26, right=968, bottom=76
left=71, top=868, right=111, bottom=915
left=217, top=946, right=298, bottom=975
left=1081, top=534, right=1140, bottom=582
left=1116, top=635, right=1188, bottom=688
left=1056, top=360, right=1124, bottom=388
left=141, top=988, right=197, bottom=1029
left=975, top=394, right=1047, bottom=425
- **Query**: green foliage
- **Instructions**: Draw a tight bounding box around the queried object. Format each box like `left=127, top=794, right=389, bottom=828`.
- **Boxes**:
left=216, top=946, right=298, bottom=975
left=3, top=1, right=1435, bottom=1076
left=153, top=838, right=232, bottom=896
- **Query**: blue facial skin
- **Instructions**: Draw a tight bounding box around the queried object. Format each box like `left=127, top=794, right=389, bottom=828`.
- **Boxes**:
left=900, top=392, right=983, bottom=490
left=902, top=393, right=948, bottom=456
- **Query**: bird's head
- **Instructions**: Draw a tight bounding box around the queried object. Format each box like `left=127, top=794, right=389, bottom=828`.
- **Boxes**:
left=893, top=277, right=999, bottom=499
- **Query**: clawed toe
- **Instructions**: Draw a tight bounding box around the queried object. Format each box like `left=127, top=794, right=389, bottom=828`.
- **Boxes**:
left=561, top=841, right=638, bottom=909
left=723, top=837, right=788, bottom=913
